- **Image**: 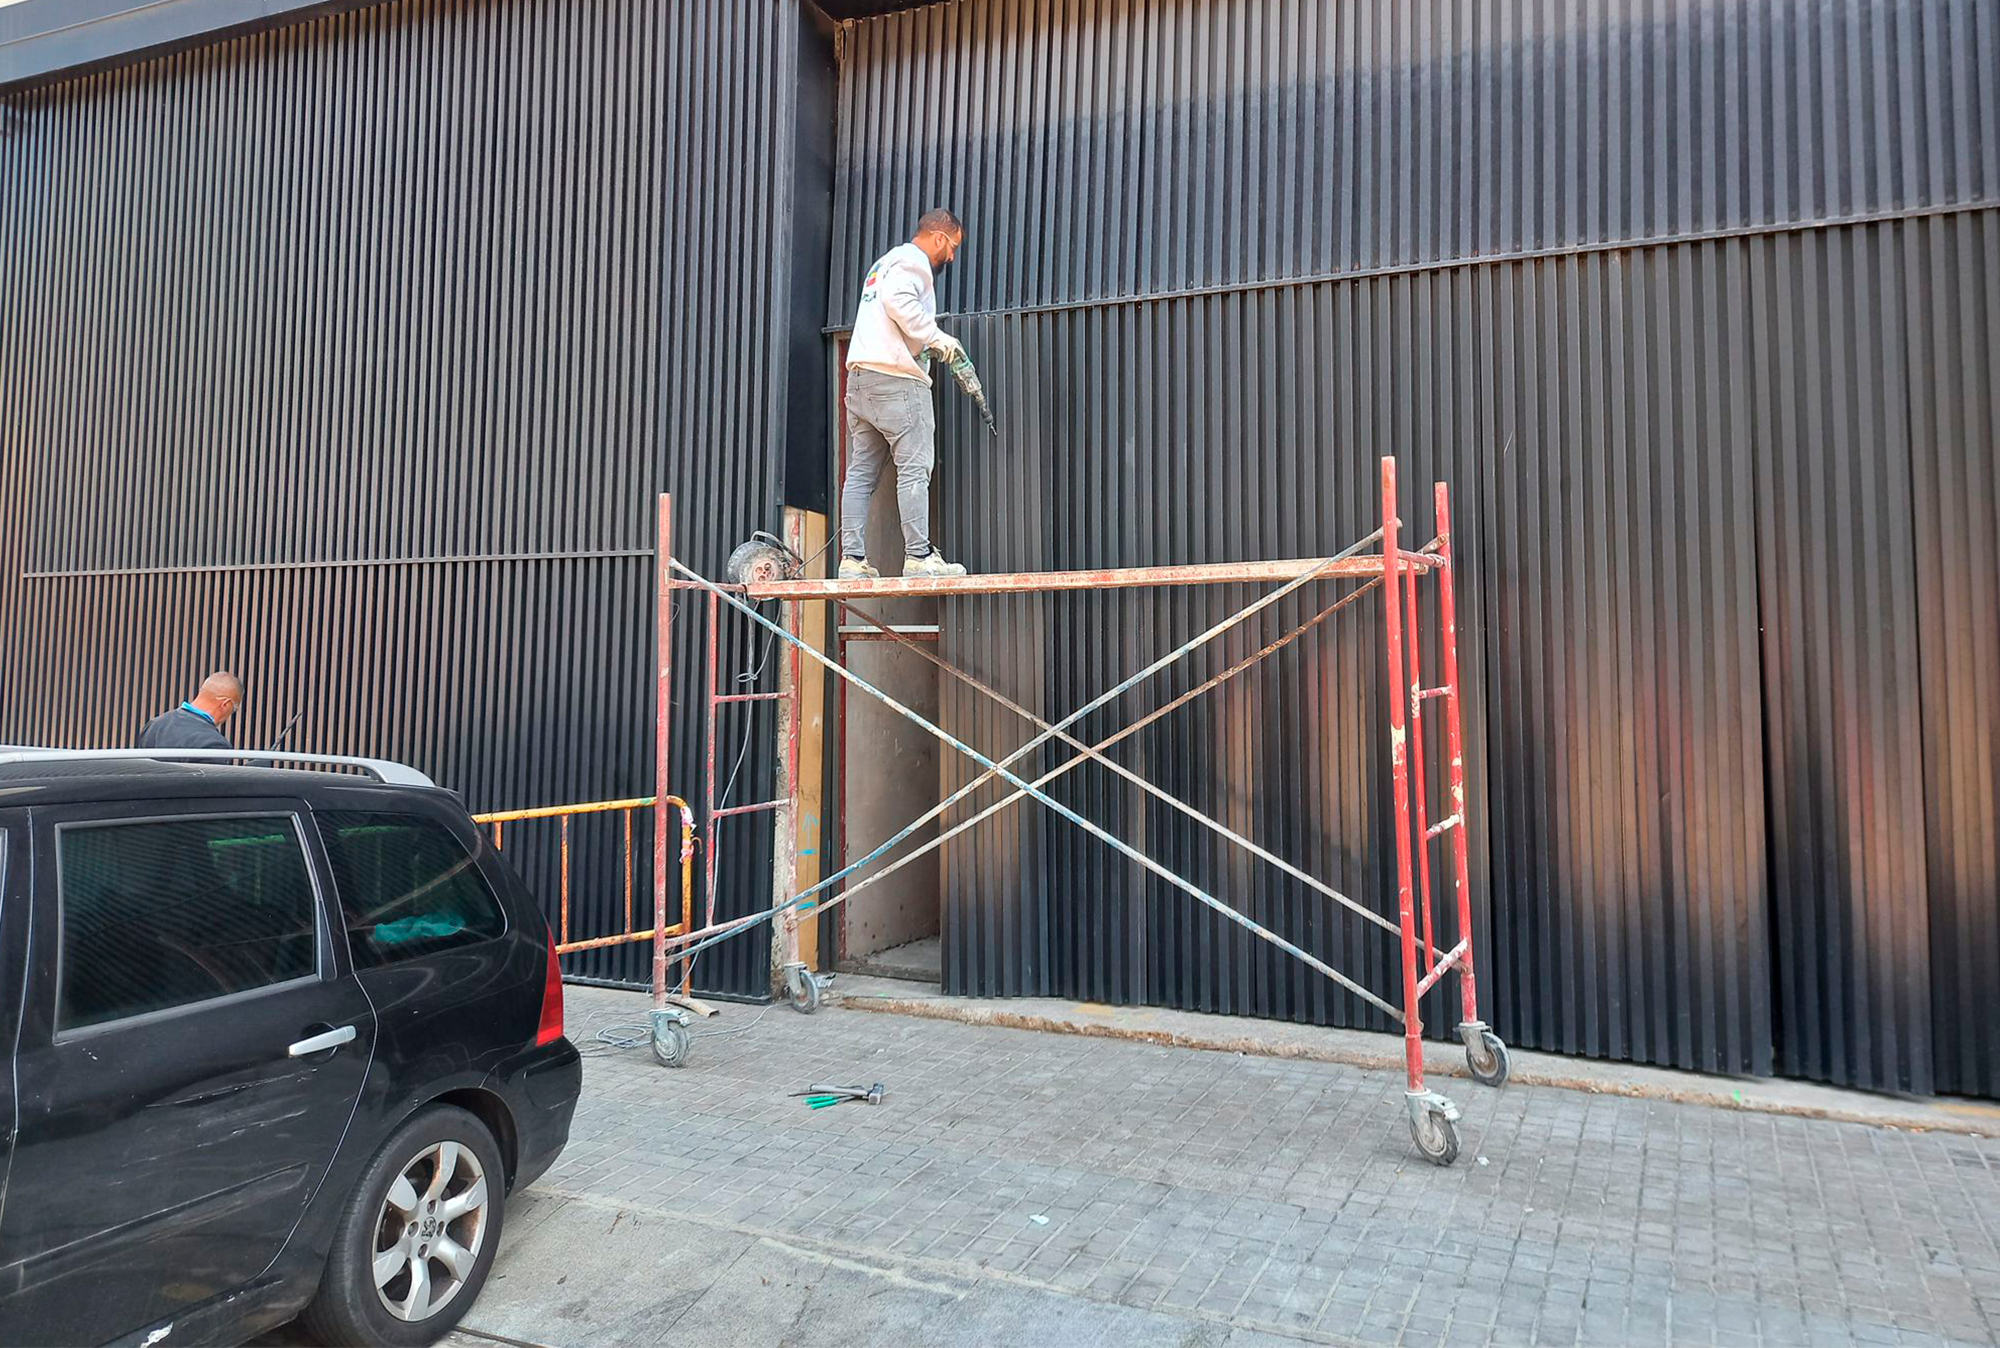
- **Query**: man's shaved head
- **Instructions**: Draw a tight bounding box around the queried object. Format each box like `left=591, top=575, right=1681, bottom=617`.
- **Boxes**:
left=200, top=671, right=242, bottom=703
left=195, top=671, right=243, bottom=726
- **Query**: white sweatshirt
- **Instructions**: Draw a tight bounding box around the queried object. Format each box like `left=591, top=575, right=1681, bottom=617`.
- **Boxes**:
left=846, top=242, right=948, bottom=385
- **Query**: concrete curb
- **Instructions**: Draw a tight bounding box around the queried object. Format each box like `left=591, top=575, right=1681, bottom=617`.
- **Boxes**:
left=835, top=984, right=1998, bottom=1140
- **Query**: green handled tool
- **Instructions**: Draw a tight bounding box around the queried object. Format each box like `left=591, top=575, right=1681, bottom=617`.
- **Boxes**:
left=943, top=349, right=998, bottom=437
left=791, top=1082, right=886, bottom=1107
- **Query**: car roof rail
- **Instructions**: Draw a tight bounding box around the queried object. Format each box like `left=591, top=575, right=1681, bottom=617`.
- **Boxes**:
left=0, top=746, right=436, bottom=788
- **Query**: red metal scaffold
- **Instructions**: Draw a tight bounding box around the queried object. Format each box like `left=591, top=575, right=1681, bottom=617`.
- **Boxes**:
left=647, top=456, right=1508, bottom=1165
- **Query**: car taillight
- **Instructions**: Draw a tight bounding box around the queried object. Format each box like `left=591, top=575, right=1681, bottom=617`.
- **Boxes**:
left=536, top=926, right=565, bottom=1046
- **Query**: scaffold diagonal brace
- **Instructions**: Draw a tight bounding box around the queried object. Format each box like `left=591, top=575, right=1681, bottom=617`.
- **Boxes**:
left=669, top=558, right=1407, bottom=1023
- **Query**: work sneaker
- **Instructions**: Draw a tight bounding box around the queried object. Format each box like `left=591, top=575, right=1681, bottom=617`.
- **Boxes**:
left=837, top=556, right=880, bottom=580
left=904, top=551, right=968, bottom=579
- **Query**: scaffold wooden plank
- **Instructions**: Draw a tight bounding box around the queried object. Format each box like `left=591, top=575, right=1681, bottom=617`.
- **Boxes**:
left=739, top=553, right=1434, bottom=600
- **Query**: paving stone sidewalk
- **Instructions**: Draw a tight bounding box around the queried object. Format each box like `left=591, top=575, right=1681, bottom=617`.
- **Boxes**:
left=531, top=986, right=2000, bottom=1348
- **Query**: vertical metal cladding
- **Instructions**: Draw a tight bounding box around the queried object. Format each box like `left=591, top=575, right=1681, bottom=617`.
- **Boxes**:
left=931, top=258, right=1772, bottom=1073
left=933, top=291, right=1496, bottom=1036
left=0, top=0, right=1993, bottom=1085
left=830, top=0, right=2000, bottom=316
left=839, top=0, right=1999, bottom=1095
left=1905, top=209, right=2000, bottom=1101
left=1474, top=241, right=1772, bottom=1078
left=0, top=0, right=803, bottom=998
left=1748, top=222, right=1936, bottom=1093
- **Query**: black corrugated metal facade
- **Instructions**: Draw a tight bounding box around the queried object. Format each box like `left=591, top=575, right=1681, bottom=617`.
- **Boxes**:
left=831, top=0, right=1999, bottom=308
left=0, top=0, right=836, bottom=998
left=2, top=0, right=1996, bottom=1095
left=833, top=0, right=2000, bottom=1097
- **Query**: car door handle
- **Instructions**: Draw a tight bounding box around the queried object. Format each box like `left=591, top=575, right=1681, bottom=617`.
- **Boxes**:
left=288, top=1024, right=358, bottom=1057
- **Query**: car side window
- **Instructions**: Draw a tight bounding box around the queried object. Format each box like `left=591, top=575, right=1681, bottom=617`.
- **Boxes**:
left=317, top=811, right=508, bottom=968
left=57, top=815, right=320, bottom=1032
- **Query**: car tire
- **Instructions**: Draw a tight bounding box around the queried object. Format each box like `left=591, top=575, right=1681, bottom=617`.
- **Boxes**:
left=298, top=1104, right=508, bottom=1347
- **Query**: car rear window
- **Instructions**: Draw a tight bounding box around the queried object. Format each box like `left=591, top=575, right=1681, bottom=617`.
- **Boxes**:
left=57, top=815, right=319, bottom=1032
left=317, top=811, right=508, bottom=967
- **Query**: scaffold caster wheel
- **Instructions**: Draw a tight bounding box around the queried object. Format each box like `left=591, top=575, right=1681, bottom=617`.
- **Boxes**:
left=1406, top=1091, right=1462, bottom=1167
left=1461, top=1023, right=1510, bottom=1088
left=784, top=963, right=822, bottom=1015
left=650, top=1012, right=692, bottom=1068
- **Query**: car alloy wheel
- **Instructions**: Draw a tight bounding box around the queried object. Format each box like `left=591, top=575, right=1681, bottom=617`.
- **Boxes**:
left=372, top=1139, right=492, bottom=1323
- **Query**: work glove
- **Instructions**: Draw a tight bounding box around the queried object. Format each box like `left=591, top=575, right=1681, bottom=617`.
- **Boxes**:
left=928, top=333, right=966, bottom=363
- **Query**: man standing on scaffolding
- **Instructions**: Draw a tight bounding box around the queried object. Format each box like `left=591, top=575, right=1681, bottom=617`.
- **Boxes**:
left=838, top=208, right=971, bottom=580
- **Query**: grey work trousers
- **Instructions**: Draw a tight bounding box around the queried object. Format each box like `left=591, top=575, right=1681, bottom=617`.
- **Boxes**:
left=840, top=368, right=936, bottom=559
